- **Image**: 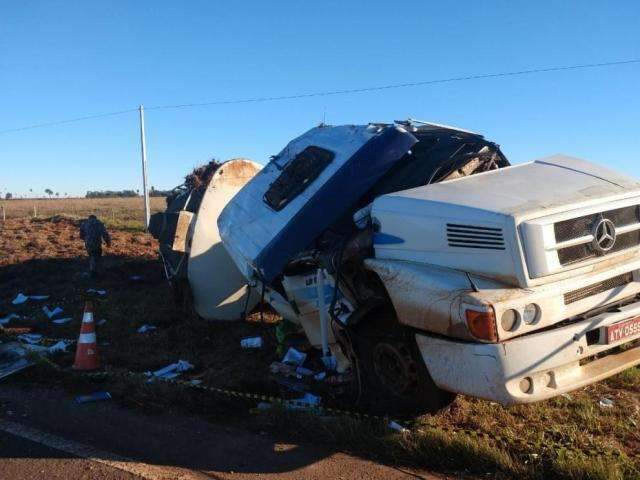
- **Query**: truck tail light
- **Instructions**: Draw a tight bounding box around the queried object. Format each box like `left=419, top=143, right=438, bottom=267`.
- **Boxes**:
left=465, top=307, right=498, bottom=342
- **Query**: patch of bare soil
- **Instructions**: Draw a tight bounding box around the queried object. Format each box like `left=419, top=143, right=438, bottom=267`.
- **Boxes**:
left=0, top=217, right=286, bottom=395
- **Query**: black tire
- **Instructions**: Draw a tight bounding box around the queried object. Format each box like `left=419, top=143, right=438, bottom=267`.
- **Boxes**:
left=352, top=306, right=456, bottom=416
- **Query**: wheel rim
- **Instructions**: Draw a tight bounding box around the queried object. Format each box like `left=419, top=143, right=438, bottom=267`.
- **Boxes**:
left=372, top=342, right=418, bottom=396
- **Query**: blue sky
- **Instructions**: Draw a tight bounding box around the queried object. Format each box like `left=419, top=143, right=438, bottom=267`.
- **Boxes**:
left=1, top=1, right=638, bottom=197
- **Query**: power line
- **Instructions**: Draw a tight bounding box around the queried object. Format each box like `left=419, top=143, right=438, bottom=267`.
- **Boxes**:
left=0, top=108, right=138, bottom=135
left=146, top=59, right=640, bottom=111
left=1, top=58, right=638, bottom=135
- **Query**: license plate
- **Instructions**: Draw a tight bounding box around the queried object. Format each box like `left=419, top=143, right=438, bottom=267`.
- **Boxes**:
left=606, top=316, right=640, bottom=343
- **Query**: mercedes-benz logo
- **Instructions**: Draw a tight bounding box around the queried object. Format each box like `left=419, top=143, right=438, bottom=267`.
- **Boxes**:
left=592, top=217, right=617, bottom=253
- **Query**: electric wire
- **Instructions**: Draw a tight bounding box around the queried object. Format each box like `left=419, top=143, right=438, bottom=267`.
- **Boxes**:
left=1, top=58, right=638, bottom=135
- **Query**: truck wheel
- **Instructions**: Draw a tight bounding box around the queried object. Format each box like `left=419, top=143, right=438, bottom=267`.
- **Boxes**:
left=353, top=307, right=456, bottom=415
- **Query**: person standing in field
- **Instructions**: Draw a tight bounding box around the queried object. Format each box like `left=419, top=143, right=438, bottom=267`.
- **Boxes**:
left=79, top=215, right=111, bottom=277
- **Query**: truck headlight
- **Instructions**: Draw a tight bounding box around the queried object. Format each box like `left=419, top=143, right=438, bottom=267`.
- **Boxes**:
left=465, top=307, right=498, bottom=342
left=523, top=303, right=540, bottom=324
left=500, top=309, right=519, bottom=332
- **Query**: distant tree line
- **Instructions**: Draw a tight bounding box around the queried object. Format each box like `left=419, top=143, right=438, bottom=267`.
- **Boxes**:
left=86, top=190, right=139, bottom=198
left=85, top=187, right=169, bottom=198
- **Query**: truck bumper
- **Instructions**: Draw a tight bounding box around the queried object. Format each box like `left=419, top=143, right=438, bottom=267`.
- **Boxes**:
left=416, top=298, right=640, bottom=405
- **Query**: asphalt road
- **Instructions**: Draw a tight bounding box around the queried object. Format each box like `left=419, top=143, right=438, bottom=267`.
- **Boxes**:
left=0, top=384, right=440, bottom=480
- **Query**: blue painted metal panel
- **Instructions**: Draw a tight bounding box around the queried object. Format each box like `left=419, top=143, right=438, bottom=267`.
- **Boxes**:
left=255, top=127, right=417, bottom=282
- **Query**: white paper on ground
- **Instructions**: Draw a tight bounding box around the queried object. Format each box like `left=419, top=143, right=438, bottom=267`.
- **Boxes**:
left=240, top=337, right=263, bottom=348
left=12, top=293, right=29, bottom=305
left=42, top=306, right=64, bottom=319
left=48, top=340, right=72, bottom=353
left=282, top=347, right=307, bottom=367
left=147, top=359, right=194, bottom=379
left=137, top=324, right=157, bottom=333
left=17, top=333, right=43, bottom=345
left=52, top=317, right=73, bottom=325
left=0, top=313, right=20, bottom=325
left=87, top=289, right=107, bottom=295
left=388, top=421, right=410, bottom=433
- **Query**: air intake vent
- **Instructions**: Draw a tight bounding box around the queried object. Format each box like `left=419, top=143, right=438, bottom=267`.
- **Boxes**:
left=446, top=223, right=505, bottom=250
left=564, top=272, right=633, bottom=305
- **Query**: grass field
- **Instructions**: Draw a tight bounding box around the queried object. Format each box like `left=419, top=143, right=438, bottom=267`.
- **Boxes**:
left=0, top=197, right=166, bottom=231
left=1, top=205, right=640, bottom=479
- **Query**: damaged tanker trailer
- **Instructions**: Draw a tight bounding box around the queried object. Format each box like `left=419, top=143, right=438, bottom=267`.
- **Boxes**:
left=149, top=158, right=262, bottom=320
left=219, top=120, right=640, bottom=414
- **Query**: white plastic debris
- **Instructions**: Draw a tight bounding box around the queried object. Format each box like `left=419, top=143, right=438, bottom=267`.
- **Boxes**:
left=240, top=336, right=263, bottom=349
left=137, top=324, right=157, bottom=334
left=295, top=366, right=313, bottom=377
left=48, top=340, right=72, bottom=353
left=282, top=347, right=307, bottom=367
left=388, top=421, right=410, bottom=434
left=146, top=359, right=194, bottom=380
left=17, top=333, right=43, bottom=345
left=52, top=317, right=73, bottom=325
left=0, top=313, right=20, bottom=326
left=29, top=295, right=49, bottom=301
left=599, top=397, right=615, bottom=408
left=12, top=293, right=29, bottom=305
left=42, top=306, right=64, bottom=319
left=290, top=393, right=321, bottom=408
left=87, top=289, right=107, bottom=295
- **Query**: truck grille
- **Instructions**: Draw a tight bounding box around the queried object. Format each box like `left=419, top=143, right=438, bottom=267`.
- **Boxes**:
left=447, top=223, right=505, bottom=250
left=554, top=205, right=640, bottom=266
left=564, top=272, right=634, bottom=304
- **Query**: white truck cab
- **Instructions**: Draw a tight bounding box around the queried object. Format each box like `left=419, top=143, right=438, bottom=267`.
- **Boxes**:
left=370, top=154, right=640, bottom=405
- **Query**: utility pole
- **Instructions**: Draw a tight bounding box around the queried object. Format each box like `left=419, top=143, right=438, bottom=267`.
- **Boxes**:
left=138, top=105, right=151, bottom=229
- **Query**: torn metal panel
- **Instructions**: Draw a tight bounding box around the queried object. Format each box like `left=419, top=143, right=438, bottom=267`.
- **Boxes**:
left=171, top=211, right=195, bottom=253
left=218, top=124, right=417, bottom=282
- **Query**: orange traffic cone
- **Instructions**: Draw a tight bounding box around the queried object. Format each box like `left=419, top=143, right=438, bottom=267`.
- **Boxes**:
left=72, top=301, right=101, bottom=371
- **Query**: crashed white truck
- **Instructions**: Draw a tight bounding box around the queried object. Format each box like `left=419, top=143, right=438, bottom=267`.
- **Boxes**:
left=152, top=120, right=640, bottom=414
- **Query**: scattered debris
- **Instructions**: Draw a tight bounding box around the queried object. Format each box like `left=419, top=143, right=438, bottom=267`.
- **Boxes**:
left=87, top=289, right=107, bottom=295
left=17, top=333, right=43, bottom=345
left=137, top=324, right=157, bottom=334
left=240, top=336, right=263, bottom=349
left=289, top=392, right=321, bottom=409
left=29, top=295, right=49, bottom=301
left=282, top=347, right=307, bottom=367
left=48, top=340, right=73, bottom=353
left=0, top=342, right=34, bottom=380
left=130, top=275, right=143, bottom=281
left=388, top=421, right=410, bottom=433
left=561, top=393, right=573, bottom=401
left=12, top=293, right=29, bottom=305
left=599, top=398, right=615, bottom=408
left=146, top=360, right=194, bottom=380
left=313, top=371, right=327, bottom=381
left=97, top=319, right=107, bottom=326
left=75, top=391, right=112, bottom=404
left=52, top=317, right=73, bottom=325
left=0, top=313, right=21, bottom=326
left=187, top=379, right=202, bottom=386
left=42, top=306, right=64, bottom=319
